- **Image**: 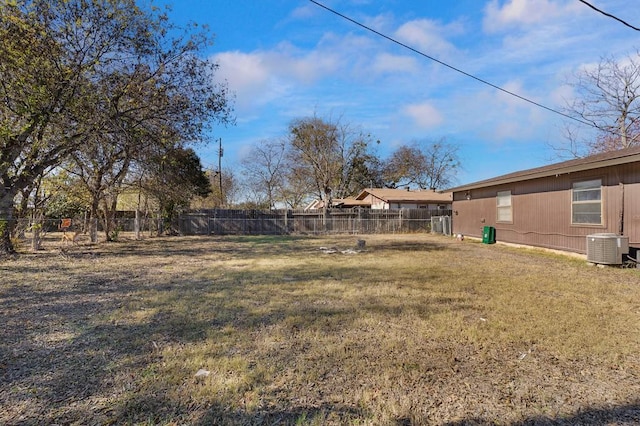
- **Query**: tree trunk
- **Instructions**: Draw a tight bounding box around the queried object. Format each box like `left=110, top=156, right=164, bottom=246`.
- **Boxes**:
left=157, top=210, right=163, bottom=236
left=322, top=187, right=331, bottom=233
left=134, top=208, right=141, bottom=240
left=30, top=209, right=43, bottom=251
left=101, top=197, right=118, bottom=242
left=89, top=197, right=100, bottom=243
left=135, top=190, right=142, bottom=240
left=0, top=189, right=18, bottom=255
left=161, top=201, right=176, bottom=235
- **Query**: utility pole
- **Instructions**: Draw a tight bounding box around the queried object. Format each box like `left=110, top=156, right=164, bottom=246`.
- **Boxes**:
left=218, top=138, right=224, bottom=206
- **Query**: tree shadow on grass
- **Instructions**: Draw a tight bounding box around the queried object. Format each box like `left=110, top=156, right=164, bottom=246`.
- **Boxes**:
left=365, top=239, right=449, bottom=253
left=8, top=235, right=633, bottom=425
left=440, top=402, right=640, bottom=426
left=0, top=310, right=215, bottom=424
left=194, top=401, right=368, bottom=426
left=90, top=234, right=451, bottom=260
left=80, top=235, right=320, bottom=260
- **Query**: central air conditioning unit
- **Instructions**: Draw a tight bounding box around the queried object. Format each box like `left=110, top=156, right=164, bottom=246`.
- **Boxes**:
left=586, top=233, right=629, bottom=265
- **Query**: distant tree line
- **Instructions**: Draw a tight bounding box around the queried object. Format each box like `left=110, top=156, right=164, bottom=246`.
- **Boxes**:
left=239, top=113, right=462, bottom=210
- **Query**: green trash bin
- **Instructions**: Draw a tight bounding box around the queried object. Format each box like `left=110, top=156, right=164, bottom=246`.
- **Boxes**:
left=482, top=226, right=495, bottom=244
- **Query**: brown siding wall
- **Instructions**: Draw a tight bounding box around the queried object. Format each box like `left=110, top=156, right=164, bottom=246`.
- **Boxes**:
left=452, top=163, right=640, bottom=253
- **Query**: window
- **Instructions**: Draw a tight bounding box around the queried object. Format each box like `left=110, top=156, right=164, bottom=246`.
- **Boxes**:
left=572, top=179, right=602, bottom=225
left=496, top=190, right=512, bottom=222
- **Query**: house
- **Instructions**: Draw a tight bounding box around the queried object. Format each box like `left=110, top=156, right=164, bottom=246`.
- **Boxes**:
left=354, top=188, right=453, bottom=210
left=303, top=197, right=371, bottom=211
left=448, top=146, right=640, bottom=255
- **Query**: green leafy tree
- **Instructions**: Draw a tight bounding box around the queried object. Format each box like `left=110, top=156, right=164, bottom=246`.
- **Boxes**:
left=41, top=170, right=89, bottom=220
left=0, top=0, right=232, bottom=253
left=141, top=147, right=211, bottom=233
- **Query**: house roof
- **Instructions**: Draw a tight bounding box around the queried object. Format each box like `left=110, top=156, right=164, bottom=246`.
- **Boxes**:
left=355, top=188, right=453, bottom=203
left=448, top=145, right=640, bottom=192
left=304, top=199, right=325, bottom=210
left=304, top=197, right=371, bottom=210
left=332, top=197, right=371, bottom=207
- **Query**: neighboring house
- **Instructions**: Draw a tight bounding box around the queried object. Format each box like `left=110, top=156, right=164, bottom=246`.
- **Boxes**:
left=304, top=199, right=325, bottom=211
left=331, top=197, right=372, bottom=208
left=303, top=197, right=370, bottom=210
left=448, top=146, right=640, bottom=255
left=354, top=188, right=453, bottom=210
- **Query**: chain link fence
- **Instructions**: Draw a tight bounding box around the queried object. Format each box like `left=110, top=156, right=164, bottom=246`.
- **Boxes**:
left=9, top=215, right=160, bottom=250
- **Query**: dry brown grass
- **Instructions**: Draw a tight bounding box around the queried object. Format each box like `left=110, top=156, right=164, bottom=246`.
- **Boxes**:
left=1, top=233, right=639, bottom=425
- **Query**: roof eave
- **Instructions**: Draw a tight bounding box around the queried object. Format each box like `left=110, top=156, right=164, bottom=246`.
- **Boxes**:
left=448, top=152, right=640, bottom=192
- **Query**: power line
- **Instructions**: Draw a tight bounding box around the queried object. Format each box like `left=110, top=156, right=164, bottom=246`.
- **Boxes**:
left=308, top=0, right=597, bottom=130
left=578, top=0, right=640, bottom=32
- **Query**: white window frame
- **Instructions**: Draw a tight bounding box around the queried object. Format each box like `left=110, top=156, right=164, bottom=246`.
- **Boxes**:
left=496, top=190, right=512, bottom=223
left=571, top=179, right=602, bottom=225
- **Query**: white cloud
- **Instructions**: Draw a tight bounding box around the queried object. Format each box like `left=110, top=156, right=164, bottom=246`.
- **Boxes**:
left=211, top=46, right=341, bottom=113
left=402, top=102, right=444, bottom=128
left=372, top=53, right=419, bottom=75
left=394, top=19, right=459, bottom=57
left=483, top=0, right=581, bottom=33
left=289, top=4, right=316, bottom=20
left=492, top=121, right=522, bottom=140
left=214, top=51, right=269, bottom=88
left=363, top=12, right=395, bottom=33
left=550, top=84, right=574, bottom=108
left=496, top=80, right=529, bottom=109
left=212, top=51, right=288, bottom=114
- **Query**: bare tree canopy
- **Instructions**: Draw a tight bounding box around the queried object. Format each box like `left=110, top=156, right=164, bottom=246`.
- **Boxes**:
left=239, top=117, right=460, bottom=207
left=383, top=138, right=460, bottom=190
left=286, top=114, right=379, bottom=207
left=240, top=138, right=288, bottom=209
left=561, top=50, right=640, bottom=157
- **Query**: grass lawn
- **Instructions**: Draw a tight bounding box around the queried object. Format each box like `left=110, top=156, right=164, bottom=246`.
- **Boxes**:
left=1, top=233, right=639, bottom=425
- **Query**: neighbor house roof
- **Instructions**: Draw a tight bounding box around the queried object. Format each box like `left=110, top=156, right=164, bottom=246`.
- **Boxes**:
left=304, top=197, right=371, bottom=210
left=355, top=188, right=453, bottom=203
left=448, top=145, right=640, bottom=192
left=332, top=197, right=371, bottom=208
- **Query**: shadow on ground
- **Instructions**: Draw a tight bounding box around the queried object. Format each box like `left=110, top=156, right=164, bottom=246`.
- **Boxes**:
left=441, top=402, right=640, bottom=425
left=1, top=235, right=638, bottom=425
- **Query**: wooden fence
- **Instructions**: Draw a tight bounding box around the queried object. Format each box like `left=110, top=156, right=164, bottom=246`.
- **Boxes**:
left=178, top=208, right=452, bottom=236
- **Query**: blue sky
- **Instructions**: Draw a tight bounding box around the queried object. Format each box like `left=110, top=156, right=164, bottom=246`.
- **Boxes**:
left=159, top=0, right=639, bottom=186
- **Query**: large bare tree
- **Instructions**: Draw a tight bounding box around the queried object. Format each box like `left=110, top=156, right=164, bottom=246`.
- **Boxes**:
left=287, top=115, right=378, bottom=212
left=562, top=50, right=640, bottom=157
left=383, top=138, right=460, bottom=190
left=240, top=138, right=287, bottom=209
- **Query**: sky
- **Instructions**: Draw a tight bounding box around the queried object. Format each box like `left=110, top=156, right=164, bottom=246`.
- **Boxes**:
left=156, top=0, right=640, bottom=187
